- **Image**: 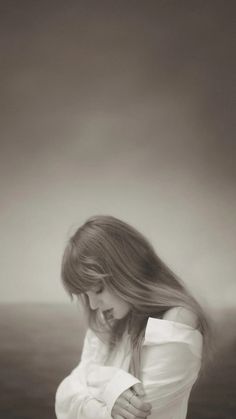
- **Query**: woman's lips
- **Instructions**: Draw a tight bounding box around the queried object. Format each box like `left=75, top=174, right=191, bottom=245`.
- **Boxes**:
left=102, top=308, right=114, bottom=320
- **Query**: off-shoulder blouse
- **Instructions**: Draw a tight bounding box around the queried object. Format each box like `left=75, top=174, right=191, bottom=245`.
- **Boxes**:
left=55, top=310, right=202, bottom=419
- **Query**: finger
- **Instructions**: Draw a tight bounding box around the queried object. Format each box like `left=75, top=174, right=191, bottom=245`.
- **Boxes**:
left=118, top=397, right=151, bottom=418
left=121, top=388, right=152, bottom=412
left=132, top=383, right=145, bottom=397
left=115, top=406, right=140, bottom=419
left=123, top=389, right=136, bottom=401
left=119, top=406, right=152, bottom=419
left=122, top=389, right=150, bottom=409
left=125, top=394, right=152, bottom=412
left=122, top=391, right=142, bottom=408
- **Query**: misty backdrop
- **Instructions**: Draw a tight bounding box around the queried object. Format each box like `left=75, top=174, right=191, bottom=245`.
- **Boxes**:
left=1, top=1, right=235, bottom=311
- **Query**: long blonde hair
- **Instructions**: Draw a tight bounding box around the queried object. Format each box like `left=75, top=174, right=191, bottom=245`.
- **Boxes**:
left=61, top=215, right=212, bottom=377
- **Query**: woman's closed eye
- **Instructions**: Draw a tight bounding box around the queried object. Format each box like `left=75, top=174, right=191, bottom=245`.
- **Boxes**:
left=95, top=285, right=104, bottom=294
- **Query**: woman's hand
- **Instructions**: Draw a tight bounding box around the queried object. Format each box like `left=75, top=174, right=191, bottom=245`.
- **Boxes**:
left=111, top=383, right=152, bottom=419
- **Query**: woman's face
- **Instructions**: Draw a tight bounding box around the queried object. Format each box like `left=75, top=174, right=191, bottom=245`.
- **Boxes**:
left=85, top=283, right=131, bottom=320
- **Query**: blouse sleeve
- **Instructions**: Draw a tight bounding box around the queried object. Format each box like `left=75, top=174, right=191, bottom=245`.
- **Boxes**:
left=55, top=329, right=139, bottom=419
left=140, top=318, right=203, bottom=417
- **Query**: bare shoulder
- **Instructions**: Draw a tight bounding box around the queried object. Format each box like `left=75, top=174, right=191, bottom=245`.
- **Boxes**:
left=163, top=307, right=198, bottom=328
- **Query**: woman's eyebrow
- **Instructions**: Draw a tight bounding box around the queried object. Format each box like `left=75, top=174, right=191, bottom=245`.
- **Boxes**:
left=86, top=283, right=103, bottom=292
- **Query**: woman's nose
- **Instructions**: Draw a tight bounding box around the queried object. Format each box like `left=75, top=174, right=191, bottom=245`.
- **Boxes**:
left=88, top=293, right=99, bottom=310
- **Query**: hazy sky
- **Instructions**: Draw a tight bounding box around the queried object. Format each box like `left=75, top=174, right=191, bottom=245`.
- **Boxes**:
left=1, top=1, right=235, bottom=307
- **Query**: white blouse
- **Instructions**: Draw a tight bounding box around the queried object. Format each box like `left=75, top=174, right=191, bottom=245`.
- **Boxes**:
left=55, top=311, right=202, bottom=419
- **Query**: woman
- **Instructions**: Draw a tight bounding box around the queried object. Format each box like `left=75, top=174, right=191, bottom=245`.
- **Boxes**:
left=55, top=215, right=211, bottom=419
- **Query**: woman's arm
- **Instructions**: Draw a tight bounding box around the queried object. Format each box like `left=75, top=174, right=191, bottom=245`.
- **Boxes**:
left=138, top=309, right=203, bottom=418
left=55, top=329, right=140, bottom=419
left=141, top=341, right=201, bottom=409
left=55, top=329, right=111, bottom=419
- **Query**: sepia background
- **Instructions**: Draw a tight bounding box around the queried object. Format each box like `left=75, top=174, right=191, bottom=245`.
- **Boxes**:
left=1, top=1, right=235, bottom=418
